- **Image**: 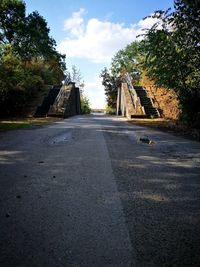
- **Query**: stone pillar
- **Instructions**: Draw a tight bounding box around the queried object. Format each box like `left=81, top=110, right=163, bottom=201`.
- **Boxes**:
left=75, top=87, right=81, bottom=114
left=116, top=87, right=122, bottom=115
left=121, top=83, right=136, bottom=119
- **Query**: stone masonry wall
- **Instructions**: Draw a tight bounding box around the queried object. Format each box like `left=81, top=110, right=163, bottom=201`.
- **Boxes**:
left=141, top=74, right=180, bottom=120
left=122, top=83, right=135, bottom=119
left=49, top=82, right=81, bottom=118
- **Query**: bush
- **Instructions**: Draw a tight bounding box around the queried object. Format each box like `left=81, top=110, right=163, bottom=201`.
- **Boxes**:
left=0, top=0, right=65, bottom=117
left=105, top=105, right=116, bottom=115
left=81, top=96, right=91, bottom=114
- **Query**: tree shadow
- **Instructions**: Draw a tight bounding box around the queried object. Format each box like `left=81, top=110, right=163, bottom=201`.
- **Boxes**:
left=103, top=124, right=200, bottom=267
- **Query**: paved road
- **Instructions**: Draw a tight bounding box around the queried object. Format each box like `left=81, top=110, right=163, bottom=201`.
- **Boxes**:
left=0, top=115, right=200, bottom=267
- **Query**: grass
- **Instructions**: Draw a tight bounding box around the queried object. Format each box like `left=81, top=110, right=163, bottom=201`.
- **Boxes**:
left=128, top=118, right=200, bottom=141
left=0, top=117, right=63, bottom=132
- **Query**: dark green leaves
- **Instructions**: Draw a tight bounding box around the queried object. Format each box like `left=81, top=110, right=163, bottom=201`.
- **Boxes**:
left=0, top=0, right=25, bottom=46
left=111, top=41, right=144, bottom=82
left=142, top=0, right=200, bottom=125
left=0, top=0, right=65, bottom=64
left=0, top=0, right=66, bottom=117
left=100, top=68, right=118, bottom=109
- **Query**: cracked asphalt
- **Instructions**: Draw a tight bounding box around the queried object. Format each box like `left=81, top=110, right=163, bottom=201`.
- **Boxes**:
left=0, top=114, right=200, bottom=267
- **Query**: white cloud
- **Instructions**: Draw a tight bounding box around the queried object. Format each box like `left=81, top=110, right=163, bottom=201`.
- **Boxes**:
left=58, top=9, right=159, bottom=64
left=58, top=9, right=161, bottom=108
left=137, top=16, right=159, bottom=29
left=64, top=8, right=85, bottom=36
left=84, top=76, right=106, bottom=109
left=134, top=15, right=162, bottom=39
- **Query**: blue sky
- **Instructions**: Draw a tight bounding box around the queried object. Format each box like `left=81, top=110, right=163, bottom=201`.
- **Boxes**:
left=24, top=0, right=174, bottom=108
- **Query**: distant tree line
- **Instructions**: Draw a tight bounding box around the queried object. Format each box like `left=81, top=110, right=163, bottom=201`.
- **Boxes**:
left=100, top=0, right=200, bottom=127
left=0, top=0, right=66, bottom=116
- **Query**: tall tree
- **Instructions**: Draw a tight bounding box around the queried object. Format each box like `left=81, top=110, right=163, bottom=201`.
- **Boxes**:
left=0, top=0, right=66, bottom=116
left=100, top=68, right=118, bottom=109
left=111, top=41, right=143, bottom=82
left=0, top=0, right=25, bottom=46
left=20, top=11, right=58, bottom=60
left=70, top=65, right=84, bottom=92
left=0, top=0, right=65, bottom=67
left=141, top=0, right=200, bottom=125
left=101, top=42, right=143, bottom=109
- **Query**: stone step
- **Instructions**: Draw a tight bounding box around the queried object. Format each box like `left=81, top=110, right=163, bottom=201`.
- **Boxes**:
left=136, top=94, right=147, bottom=96
left=133, top=86, right=160, bottom=118
left=141, top=101, right=152, bottom=105
left=145, top=109, right=158, bottom=112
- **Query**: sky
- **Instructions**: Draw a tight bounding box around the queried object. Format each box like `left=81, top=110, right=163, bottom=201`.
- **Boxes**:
left=24, top=0, right=174, bottom=108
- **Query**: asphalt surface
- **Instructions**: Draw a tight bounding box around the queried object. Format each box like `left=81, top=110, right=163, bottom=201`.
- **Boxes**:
left=0, top=114, right=200, bottom=267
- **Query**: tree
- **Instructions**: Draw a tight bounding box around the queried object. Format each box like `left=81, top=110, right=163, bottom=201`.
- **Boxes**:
left=0, top=0, right=65, bottom=68
left=20, top=11, right=63, bottom=62
left=0, top=44, right=45, bottom=116
left=0, top=0, right=66, bottom=116
left=81, top=95, right=91, bottom=114
left=100, top=42, right=144, bottom=110
left=0, top=0, right=25, bottom=47
left=141, top=0, right=200, bottom=126
left=71, top=65, right=84, bottom=89
left=100, top=68, right=118, bottom=109
left=64, top=65, right=84, bottom=95
left=111, top=41, right=144, bottom=83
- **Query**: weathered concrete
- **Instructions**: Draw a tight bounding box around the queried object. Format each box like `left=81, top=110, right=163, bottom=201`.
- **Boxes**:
left=0, top=115, right=200, bottom=267
left=0, top=115, right=134, bottom=267
left=49, top=82, right=81, bottom=118
left=117, top=83, right=144, bottom=119
left=117, top=80, right=159, bottom=118
left=103, top=117, right=200, bottom=267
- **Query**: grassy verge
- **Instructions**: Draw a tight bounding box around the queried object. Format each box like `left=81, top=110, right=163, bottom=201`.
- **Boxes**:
left=128, top=118, right=200, bottom=141
left=0, top=117, right=63, bottom=132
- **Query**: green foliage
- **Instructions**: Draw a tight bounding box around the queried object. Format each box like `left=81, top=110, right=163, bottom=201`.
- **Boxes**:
left=101, top=42, right=144, bottom=108
left=0, top=121, right=31, bottom=131
left=111, top=41, right=144, bottom=82
left=0, top=0, right=66, bottom=117
left=105, top=105, right=116, bottom=115
left=0, top=44, right=25, bottom=92
left=81, top=95, right=91, bottom=114
left=0, top=0, right=25, bottom=47
left=141, top=0, right=200, bottom=126
left=100, top=68, right=118, bottom=109
left=100, top=0, right=200, bottom=127
left=0, top=0, right=65, bottom=65
left=0, top=44, right=45, bottom=115
left=22, top=11, right=55, bottom=58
